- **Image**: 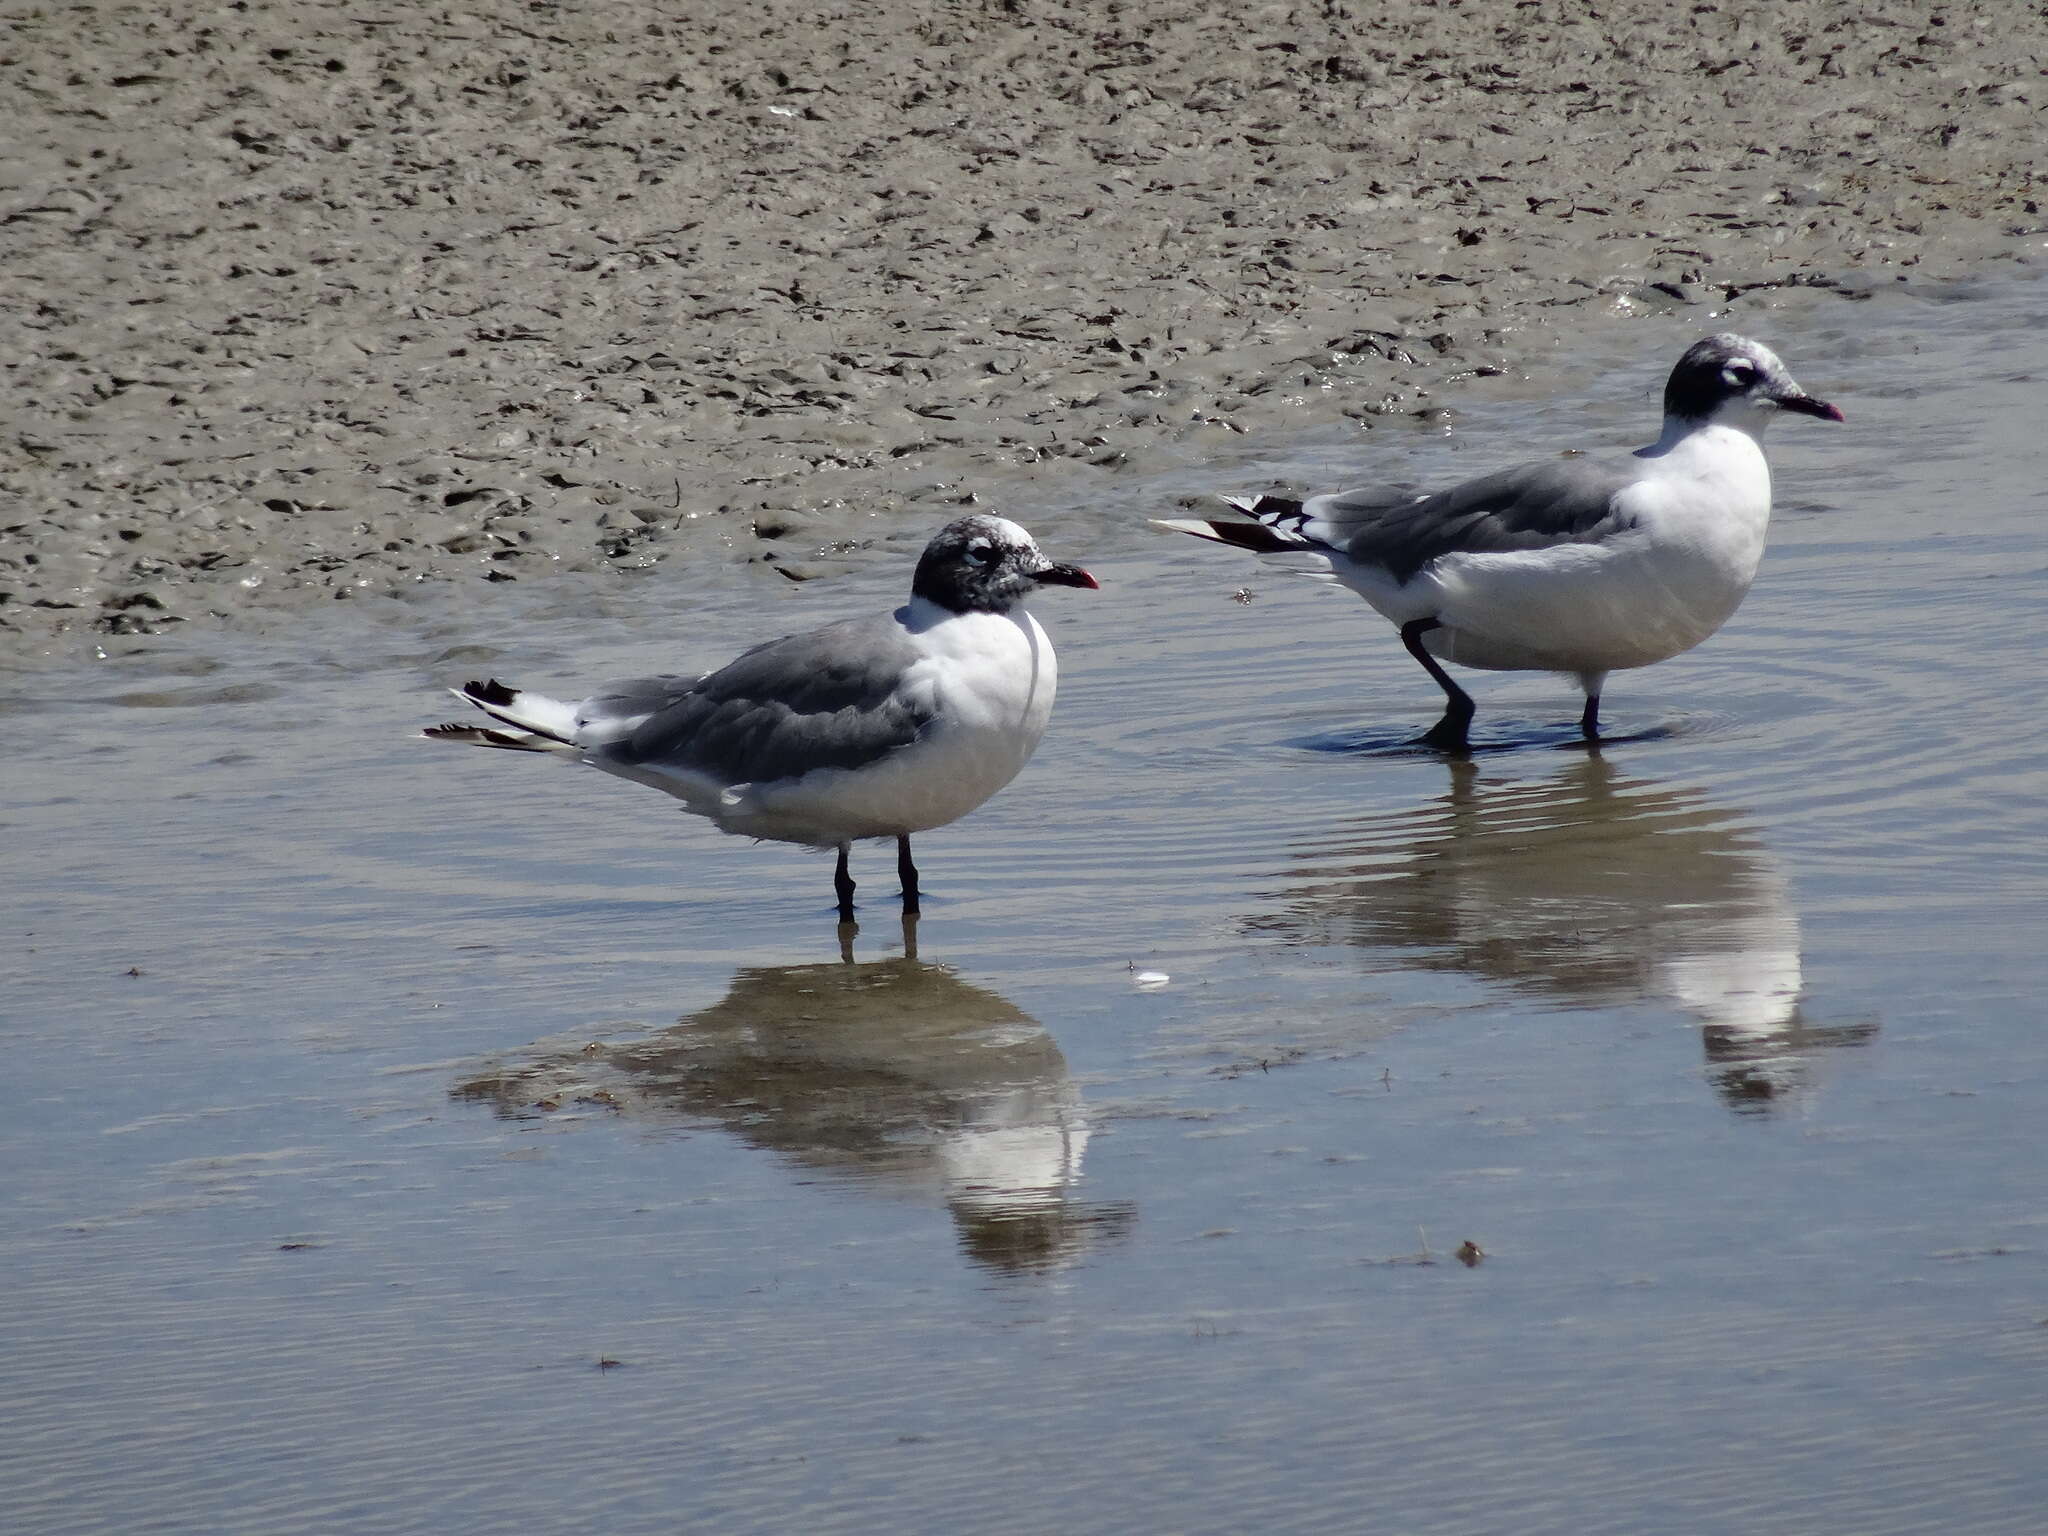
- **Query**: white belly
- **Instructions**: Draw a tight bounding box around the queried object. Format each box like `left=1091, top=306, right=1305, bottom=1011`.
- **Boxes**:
left=1427, top=528, right=1760, bottom=673
left=726, top=609, right=1058, bottom=845
left=1333, top=457, right=1772, bottom=674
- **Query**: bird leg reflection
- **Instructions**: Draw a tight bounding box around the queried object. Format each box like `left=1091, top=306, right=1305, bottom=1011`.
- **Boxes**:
left=836, top=910, right=919, bottom=965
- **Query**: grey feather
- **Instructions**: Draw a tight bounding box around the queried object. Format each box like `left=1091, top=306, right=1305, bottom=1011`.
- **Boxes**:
left=1311, top=458, right=1642, bottom=582
left=598, top=613, right=936, bottom=786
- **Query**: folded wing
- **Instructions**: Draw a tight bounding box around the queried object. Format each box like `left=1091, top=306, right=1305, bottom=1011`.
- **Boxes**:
left=602, top=616, right=936, bottom=788
left=1306, top=458, right=1642, bottom=581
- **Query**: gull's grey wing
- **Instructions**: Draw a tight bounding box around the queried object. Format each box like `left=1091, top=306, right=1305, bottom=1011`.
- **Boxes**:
left=1315, top=458, right=1643, bottom=582
left=601, top=614, right=934, bottom=786
left=575, top=673, right=701, bottom=721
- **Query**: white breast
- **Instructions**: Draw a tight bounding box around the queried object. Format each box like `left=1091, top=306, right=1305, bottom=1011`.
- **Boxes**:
left=1401, top=427, right=1775, bottom=675
left=737, top=608, right=1058, bottom=845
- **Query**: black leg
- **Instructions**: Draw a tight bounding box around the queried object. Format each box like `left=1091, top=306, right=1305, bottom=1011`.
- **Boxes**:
left=1579, top=692, right=1602, bottom=742
left=897, top=834, right=920, bottom=916
left=1401, top=619, right=1475, bottom=752
left=833, top=841, right=856, bottom=922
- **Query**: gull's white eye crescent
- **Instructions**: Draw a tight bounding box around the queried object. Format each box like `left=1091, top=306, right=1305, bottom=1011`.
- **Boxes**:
left=963, top=539, right=994, bottom=566
left=1724, top=361, right=1758, bottom=388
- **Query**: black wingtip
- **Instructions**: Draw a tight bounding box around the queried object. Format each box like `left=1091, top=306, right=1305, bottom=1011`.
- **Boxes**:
left=1193, top=519, right=1304, bottom=555
left=1227, top=494, right=1305, bottom=521
left=423, top=721, right=547, bottom=751
left=464, top=678, right=519, bottom=706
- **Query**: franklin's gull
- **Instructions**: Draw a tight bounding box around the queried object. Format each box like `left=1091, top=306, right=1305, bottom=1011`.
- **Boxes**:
left=425, top=516, right=1097, bottom=920
left=1155, top=334, right=1842, bottom=750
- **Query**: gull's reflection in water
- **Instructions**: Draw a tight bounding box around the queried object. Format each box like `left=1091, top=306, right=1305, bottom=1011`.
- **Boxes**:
left=1259, top=756, right=1874, bottom=1110
left=453, top=924, right=1133, bottom=1273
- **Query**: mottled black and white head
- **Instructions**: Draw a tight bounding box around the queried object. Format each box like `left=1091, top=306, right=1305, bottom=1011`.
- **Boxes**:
left=1663, top=334, right=1844, bottom=430
left=911, top=515, right=1099, bottom=615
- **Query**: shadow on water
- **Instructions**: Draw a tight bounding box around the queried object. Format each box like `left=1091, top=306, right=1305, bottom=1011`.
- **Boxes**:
left=451, top=923, right=1135, bottom=1275
left=1288, top=718, right=1697, bottom=758
left=1251, top=755, right=1877, bottom=1110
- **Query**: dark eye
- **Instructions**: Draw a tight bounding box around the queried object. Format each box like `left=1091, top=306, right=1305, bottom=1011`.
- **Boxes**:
left=963, top=539, right=993, bottom=567
left=1724, top=361, right=1757, bottom=388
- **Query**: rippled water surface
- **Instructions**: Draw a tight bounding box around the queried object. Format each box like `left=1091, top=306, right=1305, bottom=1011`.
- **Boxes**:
left=6, top=276, right=2048, bottom=1535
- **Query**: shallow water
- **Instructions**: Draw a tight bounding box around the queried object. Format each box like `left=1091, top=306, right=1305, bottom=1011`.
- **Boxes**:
left=5, top=275, right=2048, bottom=1535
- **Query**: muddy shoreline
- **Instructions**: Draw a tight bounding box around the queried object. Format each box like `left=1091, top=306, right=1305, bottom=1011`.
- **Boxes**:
left=4, top=0, right=2041, bottom=659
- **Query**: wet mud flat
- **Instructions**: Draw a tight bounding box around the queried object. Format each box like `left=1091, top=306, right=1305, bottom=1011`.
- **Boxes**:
left=7, top=1, right=2048, bottom=1529
left=5, top=276, right=2048, bottom=1533
left=5, top=0, right=2043, bottom=654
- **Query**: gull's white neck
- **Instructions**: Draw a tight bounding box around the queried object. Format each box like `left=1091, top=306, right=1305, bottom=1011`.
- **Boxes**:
left=1632, top=413, right=1774, bottom=498
left=896, top=593, right=1031, bottom=633
left=1639, top=399, right=1779, bottom=460
left=1624, top=411, right=1776, bottom=566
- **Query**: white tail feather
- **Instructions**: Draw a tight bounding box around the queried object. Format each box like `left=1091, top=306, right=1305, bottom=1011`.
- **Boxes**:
left=1148, top=516, right=1238, bottom=545
left=1149, top=513, right=1312, bottom=556
left=421, top=722, right=578, bottom=755
left=453, top=684, right=579, bottom=742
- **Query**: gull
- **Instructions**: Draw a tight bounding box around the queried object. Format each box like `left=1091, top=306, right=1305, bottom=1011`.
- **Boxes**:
left=1154, top=334, right=1842, bottom=750
left=425, top=515, right=1097, bottom=920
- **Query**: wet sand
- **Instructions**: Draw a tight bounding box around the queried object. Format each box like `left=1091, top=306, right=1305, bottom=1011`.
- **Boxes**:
left=4, top=0, right=2042, bottom=655
left=6, top=279, right=2048, bottom=1534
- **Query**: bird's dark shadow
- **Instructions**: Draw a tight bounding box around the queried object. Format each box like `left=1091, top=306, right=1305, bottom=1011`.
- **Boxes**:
left=1290, top=719, right=1682, bottom=758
